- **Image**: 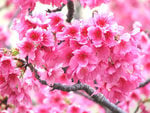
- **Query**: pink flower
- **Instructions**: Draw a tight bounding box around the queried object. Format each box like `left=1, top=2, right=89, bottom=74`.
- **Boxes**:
left=76, top=65, right=96, bottom=81
left=95, top=45, right=110, bottom=62
left=0, top=56, right=15, bottom=75
left=41, top=67, right=63, bottom=84
left=70, top=39, right=82, bottom=50
left=48, top=13, right=63, bottom=27
left=41, top=30, right=55, bottom=47
left=42, top=47, right=60, bottom=68
left=72, top=45, right=97, bottom=67
left=8, top=73, right=20, bottom=89
left=33, top=48, right=45, bottom=66
left=88, top=26, right=104, bottom=47
left=26, top=27, right=43, bottom=42
left=65, top=24, right=80, bottom=39
left=67, top=105, right=81, bottom=113
left=57, top=43, right=73, bottom=66
left=8, top=91, right=19, bottom=106
left=79, top=24, right=89, bottom=44
left=0, top=75, right=5, bottom=85
left=8, top=88, right=31, bottom=106
left=104, top=30, right=117, bottom=47
left=16, top=88, right=31, bottom=106
left=94, top=12, right=113, bottom=28
left=18, top=39, right=36, bottom=60
left=80, top=25, right=89, bottom=38
left=57, top=22, right=80, bottom=41
left=113, top=41, right=133, bottom=55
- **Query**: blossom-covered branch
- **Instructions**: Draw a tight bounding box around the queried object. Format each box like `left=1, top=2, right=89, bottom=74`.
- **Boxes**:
left=25, top=60, right=125, bottom=113
left=50, top=83, right=126, bottom=113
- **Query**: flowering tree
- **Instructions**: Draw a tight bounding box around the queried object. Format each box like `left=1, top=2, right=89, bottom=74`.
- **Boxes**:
left=0, top=0, right=150, bottom=113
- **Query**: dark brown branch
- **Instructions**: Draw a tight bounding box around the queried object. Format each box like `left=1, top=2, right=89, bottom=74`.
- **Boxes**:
left=28, top=63, right=48, bottom=86
left=51, top=83, right=126, bottom=113
left=138, top=78, right=150, bottom=88
left=47, top=4, right=65, bottom=13
left=66, top=0, right=74, bottom=23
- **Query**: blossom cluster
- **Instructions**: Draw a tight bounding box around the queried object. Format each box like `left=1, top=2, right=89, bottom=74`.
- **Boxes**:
left=12, top=10, right=143, bottom=103
left=0, top=53, right=98, bottom=112
left=111, top=22, right=150, bottom=113
left=0, top=51, right=96, bottom=113
left=0, top=52, right=31, bottom=107
left=1, top=0, right=150, bottom=112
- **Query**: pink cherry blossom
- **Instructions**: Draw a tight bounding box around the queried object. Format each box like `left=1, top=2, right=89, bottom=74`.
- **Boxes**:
left=0, top=56, right=15, bottom=75
left=26, top=27, right=43, bottom=42
left=18, top=39, right=36, bottom=60
left=88, top=26, right=104, bottom=47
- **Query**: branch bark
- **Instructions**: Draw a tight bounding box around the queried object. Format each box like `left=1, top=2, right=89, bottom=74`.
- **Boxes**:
left=28, top=63, right=48, bottom=86
left=51, top=83, right=126, bottom=113
left=47, top=4, right=65, bottom=13
left=138, top=78, right=150, bottom=88
left=66, top=0, right=74, bottom=23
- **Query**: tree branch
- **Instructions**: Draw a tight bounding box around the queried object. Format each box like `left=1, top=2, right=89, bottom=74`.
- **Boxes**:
left=28, top=63, right=48, bottom=86
left=50, top=83, right=126, bottom=113
left=66, top=0, right=74, bottom=23
left=47, top=4, right=65, bottom=13
left=138, top=78, right=150, bottom=88
left=24, top=59, right=125, bottom=113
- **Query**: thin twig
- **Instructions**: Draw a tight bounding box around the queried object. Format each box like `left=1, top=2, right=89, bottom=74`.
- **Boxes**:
left=134, top=98, right=150, bottom=113
left=138, top=78, right=150, bottom=88
left=47, top=4, right=65, bottom=13
left=28, top=63, right=48, bottom=86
